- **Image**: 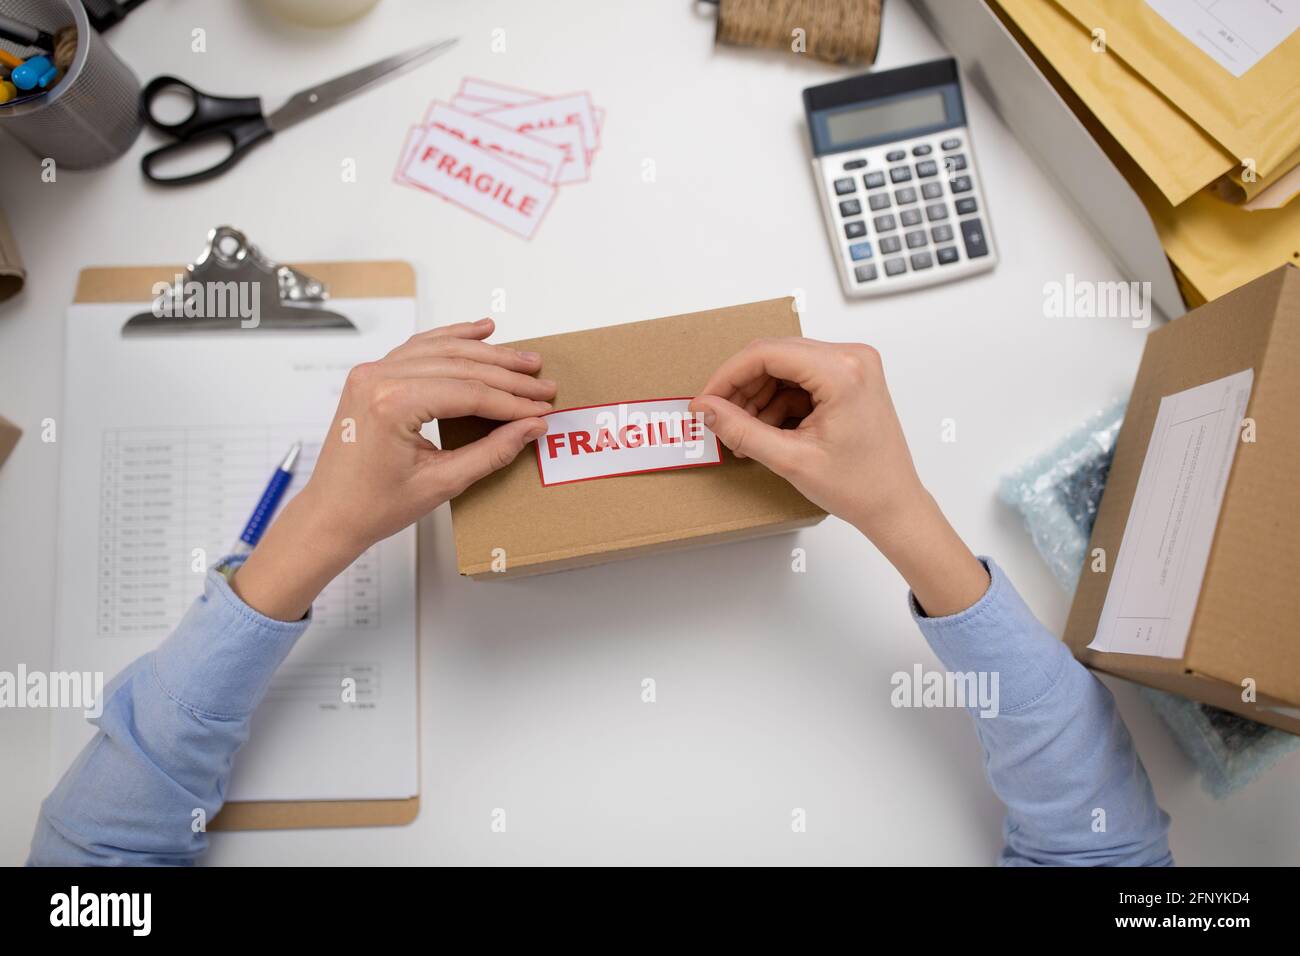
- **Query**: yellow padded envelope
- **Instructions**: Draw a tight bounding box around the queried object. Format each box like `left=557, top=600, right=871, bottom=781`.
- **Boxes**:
left=1219, top=141, right=1300, bottom=206
left=1147, top=184, right=1300, bottom=303
left=996, top=2, right=1300, bottom=304
left=1055, top=0, right=1300, bottom=181
left=995, top=0, right=1233, bottom=206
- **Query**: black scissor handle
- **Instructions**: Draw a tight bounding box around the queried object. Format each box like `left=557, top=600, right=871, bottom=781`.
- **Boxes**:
left=140, top=116, right=274, bottom=186
left=141, top=75, right=265, bottom=139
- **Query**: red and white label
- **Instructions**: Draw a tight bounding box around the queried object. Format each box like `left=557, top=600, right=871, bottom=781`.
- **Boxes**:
left=423, top=102, right=568, bottom=183
left=401, top=124, right=557, bottom=239
left=535, top=398, right=722, bottom=487
left=481, top=93, right=601, bottom=155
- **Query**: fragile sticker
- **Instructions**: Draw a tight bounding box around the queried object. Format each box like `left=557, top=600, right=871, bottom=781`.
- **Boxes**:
left=422, top=102, right=568, bottom=183
left=535, top=398, right=723, bottom=487
left=401, top=124, right=557, bottom=239
left=480, top=93, right=601, bottom=156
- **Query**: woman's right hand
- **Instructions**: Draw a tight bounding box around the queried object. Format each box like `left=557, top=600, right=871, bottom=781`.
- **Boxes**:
left=689, top=337, right=989, bottom=617
left=689, top=338, right=924, bottom=538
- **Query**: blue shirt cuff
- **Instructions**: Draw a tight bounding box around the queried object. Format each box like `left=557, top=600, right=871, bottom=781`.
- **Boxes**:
left=908, top=557, right=1070, bottom=715
left=151, top=554, right=312, bottom=719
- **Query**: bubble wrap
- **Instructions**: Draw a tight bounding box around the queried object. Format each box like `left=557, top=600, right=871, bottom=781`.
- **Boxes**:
left=999, top=402, right=1299, bottom=796
left=1141, top=688, right=1300, bottom=798
left=998, top=402, right=1125, bottom=591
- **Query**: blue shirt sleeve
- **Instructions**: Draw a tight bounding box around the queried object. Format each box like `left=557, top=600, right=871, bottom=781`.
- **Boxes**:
left=28, top=557, right=310, bottom=866
left=911, top=557, right=1173, bottom=866
left=30, top=548, right=1169, bottom=867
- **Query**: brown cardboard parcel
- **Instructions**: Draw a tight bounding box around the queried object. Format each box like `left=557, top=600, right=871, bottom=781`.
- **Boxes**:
left=1064, top=265, right=1300, bottom=735
left=439, top=298, right=826, bottom=578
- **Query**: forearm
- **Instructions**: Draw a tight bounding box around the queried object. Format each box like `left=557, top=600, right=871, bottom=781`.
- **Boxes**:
left=861, top=486, right=990, bottom=618
left=29, top=559, right=310, bottom=866
left=907, top=557, right=1172, bottom=866
left=231, top=487, right=361, bottom=622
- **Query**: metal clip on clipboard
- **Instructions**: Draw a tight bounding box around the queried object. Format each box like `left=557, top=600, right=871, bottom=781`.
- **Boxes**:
left=122, top=225, right=356, bottom=334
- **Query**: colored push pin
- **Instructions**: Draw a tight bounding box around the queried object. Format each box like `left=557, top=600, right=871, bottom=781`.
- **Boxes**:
left=12, top=54, right=57, bottom=91
left=0, top=80, right=16, bottom=104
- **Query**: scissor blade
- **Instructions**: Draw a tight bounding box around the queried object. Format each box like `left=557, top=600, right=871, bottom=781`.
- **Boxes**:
left=267, top=38, right=458, bottom=133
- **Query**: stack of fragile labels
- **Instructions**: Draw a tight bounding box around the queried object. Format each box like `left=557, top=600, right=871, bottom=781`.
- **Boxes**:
left=989, top=0, right=1300, bottom=306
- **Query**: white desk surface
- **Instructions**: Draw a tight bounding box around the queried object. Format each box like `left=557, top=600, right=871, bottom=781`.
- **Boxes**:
left=1, top=0, right=1296, bottom=866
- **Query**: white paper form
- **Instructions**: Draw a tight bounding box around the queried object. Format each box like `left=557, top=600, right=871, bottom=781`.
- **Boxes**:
left=49, top=298, right=419, bottom=803
left=1089, top=369, right=1253, bottom=659
left=1146, top=0, right=1300, bottom=77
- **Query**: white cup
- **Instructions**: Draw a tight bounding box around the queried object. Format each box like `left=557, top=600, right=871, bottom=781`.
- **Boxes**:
left=257, top=0, right=382, bottom=27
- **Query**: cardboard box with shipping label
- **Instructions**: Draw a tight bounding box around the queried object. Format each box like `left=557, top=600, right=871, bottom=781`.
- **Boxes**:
left=438, top=298, right=826, bottom=578
left=1065, top=265, right=1300, bottom=734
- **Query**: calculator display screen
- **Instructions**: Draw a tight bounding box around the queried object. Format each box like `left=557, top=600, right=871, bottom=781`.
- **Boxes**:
left=824, top=92, right=948, bottom=147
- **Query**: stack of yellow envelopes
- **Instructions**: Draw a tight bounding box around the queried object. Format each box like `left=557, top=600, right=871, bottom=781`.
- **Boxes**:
left=990, top=0, right=1300, bottom=304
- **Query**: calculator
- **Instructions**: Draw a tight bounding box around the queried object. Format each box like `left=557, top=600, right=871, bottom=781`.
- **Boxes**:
left=803, top=58, right=997, bottom=298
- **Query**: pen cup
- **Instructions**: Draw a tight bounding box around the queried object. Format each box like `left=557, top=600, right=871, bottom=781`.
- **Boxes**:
left=0, top=0, right=142, bottom=169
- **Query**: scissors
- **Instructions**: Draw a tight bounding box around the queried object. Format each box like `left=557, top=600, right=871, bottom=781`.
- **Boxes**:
left=139, top=37, right=457, bottom=186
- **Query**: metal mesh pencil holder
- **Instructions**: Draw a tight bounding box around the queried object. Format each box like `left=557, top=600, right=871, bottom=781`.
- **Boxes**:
left=0, top=0, right=142, bottom=169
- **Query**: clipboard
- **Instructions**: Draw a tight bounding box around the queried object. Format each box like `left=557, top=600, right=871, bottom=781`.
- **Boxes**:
left=64, top=231, right=421, bottom=831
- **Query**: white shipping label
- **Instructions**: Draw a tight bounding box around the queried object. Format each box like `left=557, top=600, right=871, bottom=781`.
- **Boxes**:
left=535, top=398, right=722, bottom=487
left=1145, top=0, right=1300, bottom=77
left=1089, top=368, right=1254, bottom=659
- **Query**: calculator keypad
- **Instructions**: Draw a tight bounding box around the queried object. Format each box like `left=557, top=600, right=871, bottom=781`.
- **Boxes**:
left=960, top=218, right=990, bottom=258
left=819, top=125, right=994, bottom=295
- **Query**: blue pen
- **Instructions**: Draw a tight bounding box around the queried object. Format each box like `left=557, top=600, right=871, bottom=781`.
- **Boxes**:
left=233, top=442, right=300, bottom=555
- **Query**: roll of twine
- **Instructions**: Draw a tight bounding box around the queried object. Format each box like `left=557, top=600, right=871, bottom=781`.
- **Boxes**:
left=53, top=25, right=77, bottom=71
left=714, top=0, right=883, bottom=65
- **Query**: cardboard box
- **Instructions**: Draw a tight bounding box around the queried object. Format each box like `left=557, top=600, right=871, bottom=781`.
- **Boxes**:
left=0, top=415, right=20, bottom=469
left=1065, top=265, right=1300, bottom=734
left=439, top=298, right=826, bottom=578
